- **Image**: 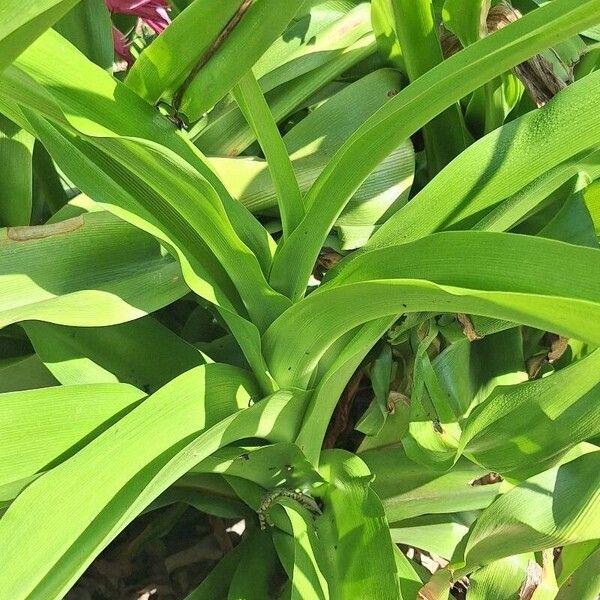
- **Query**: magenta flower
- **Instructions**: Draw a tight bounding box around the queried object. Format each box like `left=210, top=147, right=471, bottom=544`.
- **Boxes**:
left=105, top=0, right=171, bottom=33
left=112, top=26, right=133, bottom=65
left=106, top=0, right=170, bottom=66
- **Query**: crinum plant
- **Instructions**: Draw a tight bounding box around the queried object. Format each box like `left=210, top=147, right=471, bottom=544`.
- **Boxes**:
left=1, top=0, right=600, bottom=598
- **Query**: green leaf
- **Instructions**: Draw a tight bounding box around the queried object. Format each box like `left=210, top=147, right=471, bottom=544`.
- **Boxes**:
left=403, top=322, right=461, bottom=470
left=0, top=115, right=34, bottom=226
left=0, top=355, right=57, bottom=394
left=186, top=442, right=323, bottom=492
left=168, top=0, right=306, bottom=121
left=387, top=0, right=467, bottom=175
left=16, top=113, right=275, bottom=389
left=442, top=0, right=509, bottom=134
left=556, top=545, right=600, bottom=600
left=195, top=56, right=376, bottom=161
left=473, top=149, right=600, bottom=235
left=463, top=451, right=600, bottom=567
left=295, top=317, right=396, bottom=464
left=314, top=450, right=399, bottom=599
left=269, top=0, right=600, bottom=300
left=390, top=512, right=475, bottom=560
left=0, top=211, right=188, bottom=329
left=0, top=0, right=81, bottom=72
left=556, top=540, right=600, bottom=586
left=31, top=141, right=68, bottom=218
left=265, top=232, right=600, bottom=389
left=0, top=383, right=145, bottom=502
left=369, top=76, right=600, bottom=250
left=417, top=569, right=453, bottom=600
left=125, top=0, right=247, bottom=104
left=371, top=0, right=404, bottom=70
left=28, top=116, right=284, bottom=330
left=529, top=0, right=600, bottom=41
left=227, top=529, right=278, bottom=600
left=0, top=364, right=286, bottom=599
left=185, top=537, right=246, bottom=600
left=23, top=317, right=204, bottom=393
left=433, top=328, right=527, bottom=418
left=0, top=32, right=289, bottom=384
left=2, top=38, right=298, bottom=393
left=355, top=343, right=392, bottom=436
left=467, top=554, right=534, bottom=600
left=537, top=190, right=599, bottom=248
left=584, top=179, right=600, bottom=237
left=211, top=68, right=414, bottom=249
left=1, top=28, right=274, bottom=275
left=184, top=535, right=247, bottom=599
left=252, top=2, right=372, bottom=95
left=393, top=545, right=424, bottom=599
left=443, top=0, right=489, bottom=46
left=193, top=3, right=375, bottom=157
left=362, top=447, right=500, bottom=522
left=54, top=0, right=113, bottom=69
left=459, top=349, right=600, bottom=478
left=273, top=506, right=330, bottom=600
left=233, top=69, right=304, bottom=238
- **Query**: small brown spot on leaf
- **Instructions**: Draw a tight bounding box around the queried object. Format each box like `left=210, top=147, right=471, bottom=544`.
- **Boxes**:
left=527, top=333, right=569, bottom=378
left=547, top=335, right=569, bottom=363
left=457, top=313, right=483, bottom=342
left=519, top=559, right=543, bottom=600
left=387, top=391, right=409, bottom=414
left=470, top=472, right=503, bottom=486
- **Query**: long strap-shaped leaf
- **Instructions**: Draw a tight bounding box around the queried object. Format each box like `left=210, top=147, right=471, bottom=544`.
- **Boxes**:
left=366, top=71, right=600, bottom=249
left=458, top=349, right=600, bottom=478
left=211, top=68, right=415, bottom=244
left=0, top=0, right=80, bottom=72
left=194, top=28, right=376, bottom=157
left=296, top=317, right=396, bottom=464
left=264, top=231, right=600, bottom=389
left=0, top=50, right=290, bottom=388
left=129, top=0, right=306, bottom=121
left=462, top=451, right=600, bottom=568
left=0, top=212, right=188, bottom=329
left=23, top=317, right=204, bottom=392
left=0, top=28, right=274, bottom=273
left=362, top=447, right=501, bottom=524
left=26, top=112, right=256, bottom=313
left=0, top=36, right=296, bottom=389
left=386, top=0, right=467, bottom=175
left=273, top=507, right=330, bottom=600
left=125, top=0, right=247, bottom=104
left=472, top=149, right=600, bottom=234
left=2, top=94, right=283, bottom=331
left=0, top=367, right=308, bottom=600
left=10, top=114, right=276, bottom=391
left=0, top=383, right=145, bottom=501
left=233, top=69, right=304, bottom=238
left=0, top=116, right=34, bottom=227
left=269, top=0, right=600, bottom=300
left=314, top=450, right=400, bottom=599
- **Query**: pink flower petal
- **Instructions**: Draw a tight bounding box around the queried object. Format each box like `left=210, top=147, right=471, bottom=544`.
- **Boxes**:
left=105, top=0, right=171, bottom=30
left=106, top=0, right=171, bottom=65
left=111, top=26, right=133, bottom=65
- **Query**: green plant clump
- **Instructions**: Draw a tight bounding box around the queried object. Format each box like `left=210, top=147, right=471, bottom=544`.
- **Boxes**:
left=1, top=0, right=600, bottom=598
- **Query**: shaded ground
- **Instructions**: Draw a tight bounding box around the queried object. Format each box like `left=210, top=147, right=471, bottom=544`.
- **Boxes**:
left=66, top=509, right=242, bottom=600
